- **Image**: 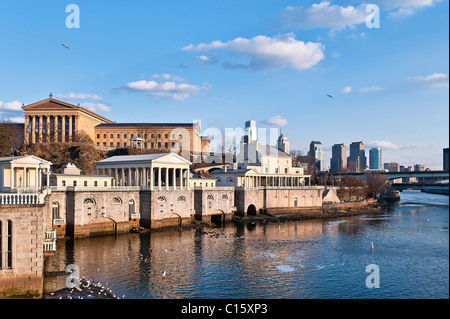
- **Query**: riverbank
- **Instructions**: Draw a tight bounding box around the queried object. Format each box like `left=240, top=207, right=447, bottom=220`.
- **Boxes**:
left=233, top=203, right=385, bottom=225
left=43, top=276, right=119, bottom=299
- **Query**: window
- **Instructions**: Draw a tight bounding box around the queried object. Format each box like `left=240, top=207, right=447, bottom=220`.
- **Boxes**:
left=165, top=134, right=168, bottom=139
left=164, top=142, right=168, bottom=149
left=110, top=134, right=113, bottom=139
left=52, top=202, right=60, bottom=220
left=131, top=134, right=134, bottom=138
left=129, top=199, right=135, bottom=215
left=222, top=194, right=228, bottom=200
left=285, top=168, right=288, bottom=174
left=172, top=142, right=175, bottom=148
left=227, top=177, right=234, bottom=183
left=83, top=198, right=96, bottom=205
left=84, top=181, right=88, bottom=187
left=103, top=134, right=106, bottom=139
left=177, top=196, right=186, bottom=202
left=97, top=134, right=100, bottom=139
left=110, top=142, right=113, bottom=147
left=171, top=134, right=175, bottom=139
left=123, top=142, right=127, bottom=147
left=207, top=195, right=214, bottom=201
left=117, top=134, right=120, bottom=139
left=158, top=134, right=161, bottom=139
left=151, top=134, right=154, bottom=139
left=124, top=134, right=127, bottom=139
left=157, top=196, right=167, bottom=203
left=94, top=181, right=98, bottom=187
left=104, top=181, right=108, bottom=187
left=6, top=220, right=12, bottom=269
left=117, top=142, right=120, bottom=147
left=97, top=142, right=100, bottom=146
left=151, top=142, right=154, bottom=149
left=216, top=178, right=222, bottom=182
left=158, top=142, right=161, bottom=149
left=179, top=134, right=182, bottom=139
left=62, top=180, right=66, bottom=187
left=112, top=197, right=122, bottom=204
left=73, top=181, right=77, bottom=187
left=103, top=142, right=106, bottom=147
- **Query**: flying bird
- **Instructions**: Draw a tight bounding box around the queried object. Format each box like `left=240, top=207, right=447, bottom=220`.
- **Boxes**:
left=61, top=44, right=70, bottom=49
left=326, top=94, right=333, bottom=99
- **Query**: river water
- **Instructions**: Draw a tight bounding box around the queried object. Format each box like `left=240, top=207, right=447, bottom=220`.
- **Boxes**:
left=44, top=190, right=449, bottom=299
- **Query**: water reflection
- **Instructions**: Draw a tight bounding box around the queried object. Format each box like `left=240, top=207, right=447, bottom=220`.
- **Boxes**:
left=44, top=191, right=449, bottom=299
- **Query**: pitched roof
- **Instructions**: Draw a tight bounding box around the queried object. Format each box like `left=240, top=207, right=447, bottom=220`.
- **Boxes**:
left=0, top=155, right=52, bottom=165
left=258, top=145, right=291, bottom=158
left=22, top=98, right=113, bottom=124
left=94, top=152, right=191, bottom=165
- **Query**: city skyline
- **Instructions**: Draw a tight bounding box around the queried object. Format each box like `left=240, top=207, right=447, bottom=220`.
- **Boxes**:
left=0, top=0, right=448, bottom=169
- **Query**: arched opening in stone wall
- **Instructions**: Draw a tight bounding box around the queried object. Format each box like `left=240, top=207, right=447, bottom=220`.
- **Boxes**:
left=247, top=204, right=257, bottom=216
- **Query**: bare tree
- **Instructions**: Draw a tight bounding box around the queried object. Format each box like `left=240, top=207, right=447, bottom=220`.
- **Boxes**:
left=365, top=173, right=391, bottom=198
left=0, top=119, right=23, bottom=156
left=338, top=176, right=367, bottom=201
left=73, top=130, right=94, bottom=145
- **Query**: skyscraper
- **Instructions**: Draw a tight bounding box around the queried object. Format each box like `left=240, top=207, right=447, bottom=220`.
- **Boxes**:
left=309, top=141, right=325, bottom=171
left=330, top=143, right=347, bottom=173
left=348, top=141, right=366, bottom=172
left=369, top=148, right=382, bottom=170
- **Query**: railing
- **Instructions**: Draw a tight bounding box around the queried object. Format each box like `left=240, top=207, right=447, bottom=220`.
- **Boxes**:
left=45, top=229, right=57, bottom=240
left=44, top=241, right=57, bottom=252
left=0, top=193, right=45, bottom=205
left=53, top=218, right=66, bottom=225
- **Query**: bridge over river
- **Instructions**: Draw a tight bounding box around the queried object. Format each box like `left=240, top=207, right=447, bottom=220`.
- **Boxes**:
left=331, top=171, right=449, bottom=195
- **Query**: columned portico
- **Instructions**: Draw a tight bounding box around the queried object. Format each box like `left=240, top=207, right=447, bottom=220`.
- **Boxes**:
left=95, top=153, right=192, bottom=191
left=0, top=156, right=52, bottom=193
left=22, top=96, right=113, bottom=145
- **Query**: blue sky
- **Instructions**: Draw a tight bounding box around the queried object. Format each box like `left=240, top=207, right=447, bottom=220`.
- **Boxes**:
left=0, top=0, right=448, bottom=169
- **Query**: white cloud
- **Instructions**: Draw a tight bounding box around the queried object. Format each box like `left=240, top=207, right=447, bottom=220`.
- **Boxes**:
left=407, top=73, right=449, bottom=87
left=373, top=0, right=442, bottom=10
left=373, top=0, right=445, bottom=18
left=57, top=92, right=103, bottom=100
left=341, top=86, right=352, bottom=93
left=276, top=1, right=445, bottom=30
left=357, top=86, right=383, bottom=92
left=341, top=86, right=383, bottom=93
left=367, top=140, right=437, bottom=150
left=262, top=115, right=288, bottom=127
left=123, top=78, right=210, bottom=101
left=0, top=100, right=22, bottom=111
left=5, top=116, right=25, bottom=123
left=80, top=103, right=111, bottom=113
left=194, top=53, right=219, bottom=66
left=151, top=74, right=185, bottom=82
left=277, top=2, right=368, bottom=30
left=183, top=33, right=325, bottom=72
